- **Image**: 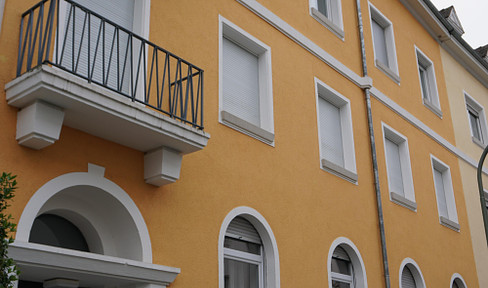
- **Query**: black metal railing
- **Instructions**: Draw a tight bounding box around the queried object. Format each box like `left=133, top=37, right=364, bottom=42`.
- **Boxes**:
left=17, top=0, right=204, bottom=129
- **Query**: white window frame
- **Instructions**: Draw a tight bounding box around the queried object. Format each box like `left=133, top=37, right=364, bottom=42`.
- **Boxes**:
left=369, top=3, right=400, bottom=83
left=382, top=123, right=416, bottom=211
left=309, top=0, right=344, bottom=39
left=327, top=237, right=368, bottom=288
left=399, top=258, right=426, bottom=288
left=315, top=77, right=357, bottom=183
left=219, top=16, right=274, bottom=145
left=218, top=207, right=280, bottom=288
left=415, top=47, right=442, bottom=117
left=464, top=92, right=488, bottom=147
left=223, top=246, right=264, bottom=288
left=430, top=155, right=459, bottom=231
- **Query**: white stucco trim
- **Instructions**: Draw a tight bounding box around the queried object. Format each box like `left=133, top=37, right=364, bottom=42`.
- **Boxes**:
left=370, top=87, right=488, bottom=176
left=218, top=206, right=280, bottom=288
left=235, top=0, right=372, bottom=89
left=399, top=258, right=426, bottom=288
left=450, top=273, right=467, bottom=288
left=327, top=237, right=368, bottom=288
left=16, top=164, right=153, bottom=263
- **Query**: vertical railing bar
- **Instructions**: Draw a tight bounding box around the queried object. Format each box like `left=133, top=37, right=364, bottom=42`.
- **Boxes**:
left=102, top=21, right=105, bottom=84
left=182, top=65, right=191, bottom=120
left=71, top=4, right=75, bottom=70
left=55, top=0, right=59, bottom=65
left=159, top=52, right=168, bottom=109
left=41, top=0, right=55, bottom=63
left=16, top=13, right=26, bottom=75
left=59, top=3, right=74, bottom=66
left=90, top=18, right=103, bottom=81
left=87, top=12, right=90, bottom=81
left=171, top=59, right=180, bottom=117
left=148, top=45, right=156, bottom=105
left=74, top=11, right=88, bottom=73
left=189, top=67, right=195, bottom=124
left=167, top=53, right=172, bottom=116
left=116, top=28, right=120, bottom=91
left=143, top=41, right=147, bottom=103
left=36, top=2, right=44, bottom=66
left=105, top=27, right=117, bottom=86
left=178, top=59, right=184, bottom=118
left=25, top=11, right=34, bottom=71
left=200, top=71, right=204, bottom=128
left=119, top=31, right=130, bottom=93
left=195, top=71, right=201, bottom=126
left=26, top=6, right=40, bottom=69
left=129, top=34, right=134, bottom=99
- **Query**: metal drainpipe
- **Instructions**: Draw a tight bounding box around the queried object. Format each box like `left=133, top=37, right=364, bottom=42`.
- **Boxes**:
left=354, top=0, right=391, bottom=287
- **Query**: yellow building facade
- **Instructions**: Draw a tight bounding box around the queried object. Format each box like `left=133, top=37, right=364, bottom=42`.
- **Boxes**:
left=0, top=0, right=482, bottom=287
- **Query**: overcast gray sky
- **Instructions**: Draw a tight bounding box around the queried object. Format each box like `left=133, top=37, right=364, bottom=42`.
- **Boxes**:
left=429, top=0, right=488, bottom=49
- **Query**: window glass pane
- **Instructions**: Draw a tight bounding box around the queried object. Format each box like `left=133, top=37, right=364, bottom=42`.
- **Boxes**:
left=225, top=237, right=261, bottom=255
left=372, top=19, right=389, bottom=66
left=419, top=65, right=431, bottom=102
left=317, top=0, right=329, bottom=17
left=434, top=168, right=449, bottom=218
left=224, top=258, right=259, bottom=288
left=331, top=257, right=351, bottom=275
left=469, top=109, right=482, bottom=141
left=223, top=37, right=261, bottom=127
left=319, top=97, right=344, bottom=167
left=332, top=281, right=351, bottom=288
left=385, top=138, right=404, bottom=195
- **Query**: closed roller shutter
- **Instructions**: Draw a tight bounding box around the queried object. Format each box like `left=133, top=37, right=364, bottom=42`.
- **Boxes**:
left=401, top=266, right=416, bottom=288
left=226, top=217, right=261, bottom=244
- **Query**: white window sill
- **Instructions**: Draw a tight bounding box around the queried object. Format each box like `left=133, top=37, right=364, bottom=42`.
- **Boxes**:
left=472, top=136, right=486, bottom=149
left=423, top=99, right=443, bottom=118
left=321, top=158, right=358, bottom=183
left=221, top=110, right=275, bottom=145
left=440, top=216, right=460, bottom=232
left=310, top=8, right=345, bottom=40
left=375, top=60, right=400, bottom=84
left=390, top=192, right=417, bottom=211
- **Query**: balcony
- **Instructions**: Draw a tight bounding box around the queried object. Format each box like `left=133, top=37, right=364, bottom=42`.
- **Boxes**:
left=5, top=0, right=210, bottom=186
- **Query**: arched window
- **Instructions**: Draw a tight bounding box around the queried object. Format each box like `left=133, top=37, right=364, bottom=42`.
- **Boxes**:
left=327, top=237, right=367, bottom=288
left=29, top=214, right=89, bottom=252
left=219, top=207, right=280, bottom=288
left=399, top=258, right=425, bottom=288
left=224, top=217, right=263, bottom=288
left=451, top=274, right=467, bottom=288
left=331, top=246, right=354, bottom=287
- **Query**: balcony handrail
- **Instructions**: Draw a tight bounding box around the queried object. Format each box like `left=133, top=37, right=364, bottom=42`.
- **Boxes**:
left=17, top=0, right=204, bottom=130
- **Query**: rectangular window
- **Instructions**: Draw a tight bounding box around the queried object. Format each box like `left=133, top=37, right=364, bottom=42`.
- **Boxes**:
left=315, top=78, right=357, bottom=182
left=431, top=156, right=459, bottom=231
left=369, top=3, right=400, bottom=83
left=382, top=124, right=416, bottom=211
left=310, top=0, right=344, bottom=38
left=416, top=47, right=442, bottom=117
left=465, top=93, right=487, bottom=147
left=219, top=16, right=274, bottom=145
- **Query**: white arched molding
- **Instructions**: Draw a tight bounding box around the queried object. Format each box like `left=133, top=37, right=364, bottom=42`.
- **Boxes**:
left=12, top=164, right=180, bottom=287
left=16, top=163, right=152, bottom=261
left=399, top=258, right=426, bottom=288
left=450, top=273, right=467, bottom=288
left=218, top=206, right=280, bottom=288
left=327, top=237, right=368, bottom=288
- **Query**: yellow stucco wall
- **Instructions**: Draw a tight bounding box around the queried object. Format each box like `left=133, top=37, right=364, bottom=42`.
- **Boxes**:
left=441, top=47, right=488, bottom=287
left=0, top=0, right=480, bottom=287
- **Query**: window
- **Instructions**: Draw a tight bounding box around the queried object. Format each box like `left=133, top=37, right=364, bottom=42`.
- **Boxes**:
left=382, top=124, right=416, bottom=211
left=399, top=259, right=425, bottom=288
left=465, top=93, right=488, bottom=147
left=219, top=16, right=274, bottom=145
left=327, top=238, right=367, bottom=288
left=416, top=48, right=442, bottom=116
left=219, top=207, right=280, bottom=288
left=224, top=217, right=263, bottom=288
left=431, top=155, right=459, bottom=231
left=315, top=78, right=357, bottom=182
left=369, top=3, right=400, bottom=83
left=451, top=274, right=467, bottom=288
left=309, top=0, right=344, bottom=38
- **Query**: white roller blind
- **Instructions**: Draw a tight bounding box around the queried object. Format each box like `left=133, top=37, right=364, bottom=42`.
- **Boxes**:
left=226, top=217, right=261, bottom=244
left=61, top=0, right=134, bottom=93
left=319, top=97, right=344, bottom=167
left=434, top=168, right=449, bottom=218
left=223, top=37, right=261, bottom=127
left=401, top=266, right=417, bottom=288
left=468, top=107, right=482, bottom=141
left=385, top=138, right=404, bottom=195
left=372, top=19, right=389, bottom=66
